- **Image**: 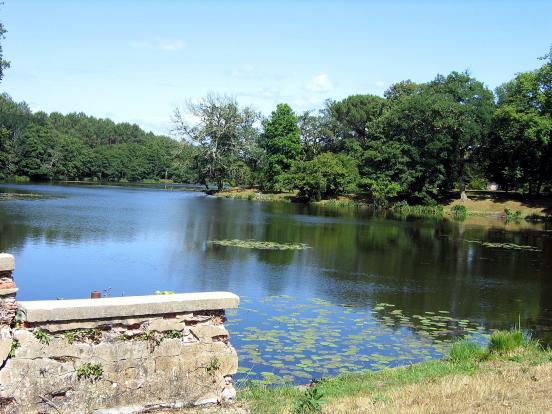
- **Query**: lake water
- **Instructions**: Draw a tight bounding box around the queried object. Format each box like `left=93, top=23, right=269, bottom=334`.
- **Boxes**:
left=1, top=183, right=551, bottom=384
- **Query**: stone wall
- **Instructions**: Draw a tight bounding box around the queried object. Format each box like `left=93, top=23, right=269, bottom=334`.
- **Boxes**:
left=0, top=253, right=240, bottom=414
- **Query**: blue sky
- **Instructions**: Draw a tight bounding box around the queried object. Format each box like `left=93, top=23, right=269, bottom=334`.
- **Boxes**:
left=1, top=0, right=550, bottom=135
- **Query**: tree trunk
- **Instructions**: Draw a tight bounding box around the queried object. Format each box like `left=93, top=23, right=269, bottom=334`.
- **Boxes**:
left=459, top=162, right=468, bottom=201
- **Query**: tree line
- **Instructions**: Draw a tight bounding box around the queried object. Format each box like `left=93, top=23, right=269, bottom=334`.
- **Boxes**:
left=0, top=95, right=199, bottom=183
left=173, top=50, right=551, bottom=204
left=1, top=33, right=550, bottom=204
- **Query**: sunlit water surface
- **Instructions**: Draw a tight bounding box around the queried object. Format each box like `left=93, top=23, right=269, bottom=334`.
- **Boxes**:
left=1, top=183, right=551, bottom=384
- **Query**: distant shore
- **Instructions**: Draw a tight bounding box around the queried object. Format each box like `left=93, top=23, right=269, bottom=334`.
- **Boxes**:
left=213, top=188, right=552, bottom=221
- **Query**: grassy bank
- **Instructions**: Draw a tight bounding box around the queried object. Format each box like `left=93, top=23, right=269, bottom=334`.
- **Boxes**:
left=238, top=331, right=551, bottom=414
left=213, top=188, right=551, bottom=221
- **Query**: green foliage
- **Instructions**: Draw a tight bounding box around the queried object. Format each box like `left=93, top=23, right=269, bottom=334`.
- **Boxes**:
left=451, top=204, right=468, bottom=220
left=206, top=356, right=221, bottom=374
left=8, top=340, right=19, bottom=358
left=164, top=330, right=183, bottom=339
left=504, top=208, right=522, bottom=222
left=448, top=340, right=485, bottom=363
left=76, top=363, right=103, bottom=382
left=286, top=153, right=359, bottom=201
left=64, top=329, right=102, bottom=344
left=139, top=330, right=162, bottom=347
left=33, top=328, right=50, bottom=345
left=391, top=201, right=444, bottom=217
left=360, top=177, right=400, bottom=207
left=294, top=386, right=323, bottom=413
left=325, top=94, right=386, bottom=150
left=0, top=94, right=182, bottom=182
left=0, top=12, right=9, bottom=83
left=172, top=94, right=259, bottom=190
left=260, top=104, right=302, bottom=192
left=486, top=58, right=552, bottom=195
left=488, top=330, right=525, bottom=354
left=154, top=290, right=176, bottom=295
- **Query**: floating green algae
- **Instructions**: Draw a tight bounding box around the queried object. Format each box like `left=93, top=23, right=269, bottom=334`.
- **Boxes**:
left=465, top=239, right=541, bottom=252
left=209, top=239, right=310, bottom=250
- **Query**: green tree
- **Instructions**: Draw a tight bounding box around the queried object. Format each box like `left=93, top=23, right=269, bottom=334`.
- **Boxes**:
left=486, top=55, right=552, bottom=195
left=286, top=152, right=359, bottom=201
left=427, top=72, right=495, bottom=199
left=325, top=94, right=386, bottom=152
left=259, top=103, right=301, bottom=192
left=0, top=13, right=10, bottom=83
left=173, top=95, right=259, bottom=190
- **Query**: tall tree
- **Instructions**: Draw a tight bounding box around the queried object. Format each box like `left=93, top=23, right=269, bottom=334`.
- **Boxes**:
left=259, top=103, right=301, bottom=191
left=0, top=11, right=9, bottom=83
left=486, top=56, right=552, bottom=195
left=325, top=94, right=386, bottom=151
left=172, top=95, right=258, bottom=190
left=427, top=72, right=495, bottom=200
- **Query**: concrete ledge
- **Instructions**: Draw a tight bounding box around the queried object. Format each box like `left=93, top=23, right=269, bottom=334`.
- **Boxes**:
left=18, top=291, right=240, bottom=323
left=0, top=253, right=15, bottom=272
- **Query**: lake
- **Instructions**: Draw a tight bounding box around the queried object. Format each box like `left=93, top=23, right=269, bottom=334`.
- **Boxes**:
left=1, top=183, right=551, bottom=384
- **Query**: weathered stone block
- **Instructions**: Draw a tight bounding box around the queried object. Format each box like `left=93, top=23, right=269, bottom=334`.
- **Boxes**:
left=0, top=293, right=240, bottom=414
left=0, top=253, right=14, bottom=272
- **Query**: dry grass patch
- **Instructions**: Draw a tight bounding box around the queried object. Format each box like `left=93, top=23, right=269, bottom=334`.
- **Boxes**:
left=323, top=361, right=552, bottom=414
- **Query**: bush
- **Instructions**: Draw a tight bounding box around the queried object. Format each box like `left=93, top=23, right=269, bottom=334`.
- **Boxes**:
left=360, top=177, right=400, bottom=207
left=286, top=153, right=358, bottom=202
left=488, top=330, right=525, bottom=354
left=451, top=204, right=468, bottom=220
left=448, top=340, right=485, bottom=362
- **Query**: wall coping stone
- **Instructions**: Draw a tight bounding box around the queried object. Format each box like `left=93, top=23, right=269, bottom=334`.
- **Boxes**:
left=0, top=253, right=15, bottom=272
left=18, top=291, right=240, bottom=323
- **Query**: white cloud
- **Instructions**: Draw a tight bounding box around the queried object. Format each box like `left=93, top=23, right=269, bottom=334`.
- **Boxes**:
left=130, top=38, right=186, bottom=52
left=158, top=38, right=186, bottom=51
left=305, top=73, right=334, bottom=93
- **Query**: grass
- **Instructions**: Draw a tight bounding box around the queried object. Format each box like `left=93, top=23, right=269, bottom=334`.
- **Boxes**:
left=214, top=188, right=552, bottom=223
left=391, top=202, right=444, bottom=218
left=488, top=330, right=526, bottom=354
left=239, top=330, right=551, bottom=414
left=215, top=188, right=295, bottom=202
left=443, top=191, right=552, bottom=220
left=448, top=340, right=486, bottom=363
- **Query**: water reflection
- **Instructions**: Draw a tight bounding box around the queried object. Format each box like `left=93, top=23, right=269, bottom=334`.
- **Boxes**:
left=1, top=183, right=551, bottom=349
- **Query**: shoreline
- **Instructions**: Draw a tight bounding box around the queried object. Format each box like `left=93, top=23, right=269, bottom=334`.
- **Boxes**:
left=238, top=332, right=552, bottom=413
left=213, top=188, right=552, bottom=222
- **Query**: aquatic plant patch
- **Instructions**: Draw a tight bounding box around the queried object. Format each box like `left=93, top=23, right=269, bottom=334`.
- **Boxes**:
left=0, top=192, right=56, bottom=201
left=227, top=296, right=486, bottom=386
left=465, top=240, right=541, bottom=252
left=209, top=239, right=310, bottom=250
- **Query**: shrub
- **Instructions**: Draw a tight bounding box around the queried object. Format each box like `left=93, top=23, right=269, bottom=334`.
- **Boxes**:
left=286, top=153, right=358, bottom=202
left=488, top=330, right=525, bottom=354
left=360, top=177, right=400, bottom=207
left=451, top=204, right=468, bottom=220
left=448, top=340, right=485, bottom=362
